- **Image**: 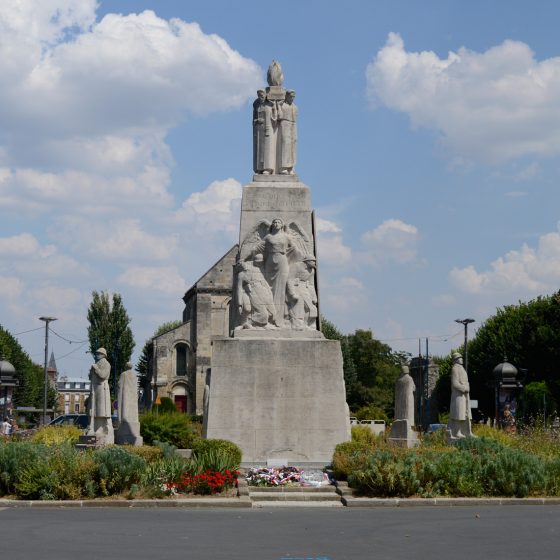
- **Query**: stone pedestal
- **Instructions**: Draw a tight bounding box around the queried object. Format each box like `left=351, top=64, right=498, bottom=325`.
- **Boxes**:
left=389, top=419, right=419, bottom=448
left=203, top=337, right=350, bottom=464
left=115, top=422, right=143, bottom=446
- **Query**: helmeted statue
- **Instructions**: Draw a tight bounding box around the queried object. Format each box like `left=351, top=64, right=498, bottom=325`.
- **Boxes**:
left=394, top=365, right=415, bottom=425
left=88, top=347, right=114, bottom=445
left=449, top=352, right=473, bottom=438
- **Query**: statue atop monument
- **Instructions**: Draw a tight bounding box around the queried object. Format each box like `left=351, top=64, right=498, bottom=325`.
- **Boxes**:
left=252, top=61, right=298, bottom=176
left=87, top=347, right=114, bottom=445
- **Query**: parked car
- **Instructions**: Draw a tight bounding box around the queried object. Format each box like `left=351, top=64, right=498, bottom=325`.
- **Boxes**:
left=49, top=414, right=119, bottom=430
left=427, top=423, right=448, bottom=433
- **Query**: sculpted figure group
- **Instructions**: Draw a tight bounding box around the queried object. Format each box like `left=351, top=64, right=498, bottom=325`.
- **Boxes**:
left=236, top=217, right=317, bottom=331
left=253, top=61, right=298, bottom=175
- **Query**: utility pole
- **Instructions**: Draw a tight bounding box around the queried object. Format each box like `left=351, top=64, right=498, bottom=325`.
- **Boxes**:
left=39, top=316, right=57, bottom=425
left=455, top=318, right=475, bottom=373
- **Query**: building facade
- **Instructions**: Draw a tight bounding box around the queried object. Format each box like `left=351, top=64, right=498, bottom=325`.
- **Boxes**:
left=145, top=246, right=237, bottom=415
left=56, top=377, right=91, bottom=415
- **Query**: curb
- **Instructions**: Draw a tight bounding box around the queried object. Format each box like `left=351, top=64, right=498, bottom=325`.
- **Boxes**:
left=0, top=497, right=252, bottom=508
left=341, top=497, right=560, bottom=507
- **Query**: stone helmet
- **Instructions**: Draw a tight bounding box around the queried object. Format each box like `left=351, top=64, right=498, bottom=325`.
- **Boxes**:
left=452, top=352, right=462, bottom=361
left=96, top=347, right=108, bottom=358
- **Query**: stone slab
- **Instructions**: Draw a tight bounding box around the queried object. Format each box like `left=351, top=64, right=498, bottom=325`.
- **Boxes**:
left=204, top=337, right=350, bottom=463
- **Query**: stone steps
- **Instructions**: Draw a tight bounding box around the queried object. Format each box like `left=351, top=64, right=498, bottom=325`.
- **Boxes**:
left=247, top=485, right=343, bottom=507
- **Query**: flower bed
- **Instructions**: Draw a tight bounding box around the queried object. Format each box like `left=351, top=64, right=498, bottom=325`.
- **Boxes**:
left=246, top=467, right=331, bottom=487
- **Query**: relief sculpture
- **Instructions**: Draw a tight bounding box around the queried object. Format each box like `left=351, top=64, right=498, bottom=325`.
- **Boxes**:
left=236, top=217, right=317, bottom=330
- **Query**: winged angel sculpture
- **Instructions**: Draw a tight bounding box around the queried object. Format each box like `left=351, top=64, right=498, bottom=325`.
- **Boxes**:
left=236, top=217, right=317, bottom=330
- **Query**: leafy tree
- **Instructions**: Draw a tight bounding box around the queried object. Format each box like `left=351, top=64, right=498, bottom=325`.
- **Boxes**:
left=456, top=291, right=560, bottom=420
left=87, top=291, right=135, bottom=397
left=321, top=317, right=357, bottom=401
left=321, top=318, right=405, bottom=416
left=0, top=325, right=56, bottom=410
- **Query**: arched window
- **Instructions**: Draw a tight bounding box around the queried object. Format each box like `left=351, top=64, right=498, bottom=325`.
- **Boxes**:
left=175, top=343, right=188, bottom=377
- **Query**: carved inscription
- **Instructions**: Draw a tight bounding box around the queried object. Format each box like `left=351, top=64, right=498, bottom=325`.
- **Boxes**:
left=243, top=189, right=309, bottom=211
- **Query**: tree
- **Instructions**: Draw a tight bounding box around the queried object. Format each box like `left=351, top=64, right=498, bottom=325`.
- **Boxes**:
left=87, top=291, right=135, bottom=397
left=321, top=317, right=357, bottom=401
left=461, top=291, right=560, bottom=420
left=321, top=318, right=405, bottom=416
left=136, top=320, right=182, bottom=409
left=0, top=324, right=56, bottom=410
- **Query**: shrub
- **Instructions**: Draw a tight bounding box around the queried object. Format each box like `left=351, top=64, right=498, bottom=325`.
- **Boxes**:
left=0, top=441, right=48, bottom=496
left=140, top=411, right=198, bottom=448
left=140, top=455, right=188, bottom=497
left=154, top=397, right=178, bottom=414
left=122, top=444, right=163, bottom=464
left=332, top=440, right=373, bottom=480
left=190, top=439, right=242, bottom=470
left=31, top=426, right=82, bottom=446
left=355, top=405, right=388, bottom=423
left=351, top=425, right=379, bottom=446
left=93, top=446, right=146, bottom=496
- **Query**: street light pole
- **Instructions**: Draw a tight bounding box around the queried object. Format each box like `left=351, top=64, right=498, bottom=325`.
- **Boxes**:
left=39, top=316, right=57, bottom=425
left=455, top=318, right=475, bottom=373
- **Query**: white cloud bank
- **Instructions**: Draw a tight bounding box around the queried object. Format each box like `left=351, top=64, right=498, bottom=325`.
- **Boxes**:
left=367, top=33, right=560, bottom=164
left=361, top=219, right=419, bottom=264
left=450, top=223, right=560, bottom=296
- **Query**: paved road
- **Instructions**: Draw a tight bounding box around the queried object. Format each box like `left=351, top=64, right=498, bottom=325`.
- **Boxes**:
left=1, top=506, right=559, bottom=560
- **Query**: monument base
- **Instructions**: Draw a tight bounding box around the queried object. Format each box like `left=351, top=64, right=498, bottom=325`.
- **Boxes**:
left=389, top=419, right=419, bottom=448
left=203, top=337, right=350, bottom=464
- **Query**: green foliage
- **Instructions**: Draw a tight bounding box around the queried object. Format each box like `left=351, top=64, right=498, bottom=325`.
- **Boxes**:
left=520, top=382, right=557, bottom=421
left=355, top=404, right=389, bottom=422
left=140, top=411, right=198, bottom=448
left=93, top=446, right=146, bottom=496
left=31, top=426, right=82, bottom=446
left=466, top=291, right=560, bottom=419
left=351, top=425, right=380, bottom=445
left=87, top=291, right=135, bottom=397
left=0, top=441, right=47, bottom=496
left=0, top=324, right=55, bottom=410
left=191, top=439, right=242, bottom=470
left=321, top=318, right=406, bottom=415
left=154, top=396, right=179, bottom=414
left=139, top=455, right=187, bottom=497
left=120, top=444, right=164, bottom=464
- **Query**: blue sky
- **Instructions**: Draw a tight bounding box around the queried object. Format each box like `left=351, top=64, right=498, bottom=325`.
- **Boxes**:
left=2, top=0, right=560, bottom=377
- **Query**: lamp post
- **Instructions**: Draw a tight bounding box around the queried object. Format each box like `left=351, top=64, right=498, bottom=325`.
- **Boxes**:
left=39, top=316, right=57, bottom=425
left=455, top=318, right=475, bottom=373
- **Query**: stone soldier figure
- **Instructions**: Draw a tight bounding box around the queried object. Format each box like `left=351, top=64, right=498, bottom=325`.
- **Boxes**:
left=449, top=352, right=473, bottom=438
left=253, top=89, right=266, bottom=173
left=278, top=90, right=297, bottom=174
left=394, top=365, right=415, bottom=425
left=116, top=362, right=143, bottom=445
left=88, top=347, right=114, bottom=445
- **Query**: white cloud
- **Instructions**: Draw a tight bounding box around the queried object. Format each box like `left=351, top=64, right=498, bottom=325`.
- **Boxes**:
left=0, top=276, right=23, bottom=299
left=324, top=276, right=366, bottom=311
left=175, top=178, right=242, bottom=235
left=367, top=33, right=560, bottom=164
left=315, top=218, right=341, bottom=234
left=118, top=266, right=186, bottom=295
left=361, top=219, right=419, bottom=264
left=431, top=294, right=456, bottom=306
left=51, top=217, right=178, bottom=261
left=0, top=233, right=41, bottom=256
left=450, top=224, right=560, bottom=296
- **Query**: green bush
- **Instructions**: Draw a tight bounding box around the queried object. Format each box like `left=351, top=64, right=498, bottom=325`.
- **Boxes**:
left=154, top=397, right=178, bottom=414
left=94, top=446, right=146, bottom=496
left=140, top=411, right=198, bottom=448
left=140, top=455, right=188, bottom=497
left=355, top=404, right=388, bottom=423
left=351, top=425, right=379, bottom=446
left=332, top=440, right=373, bottom=480
left=0, top=441, right=48, bottom=496
left=31, top=426, right=82, bottom=446
left=190, top=439, right=242, bottom=471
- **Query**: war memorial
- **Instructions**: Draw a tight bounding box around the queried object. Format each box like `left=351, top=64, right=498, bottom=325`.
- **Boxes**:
left=202, top=61, right=350, bottom=464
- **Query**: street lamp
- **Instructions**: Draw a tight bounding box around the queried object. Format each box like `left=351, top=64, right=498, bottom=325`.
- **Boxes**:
left=39, top=316, right=57, bottom=425
left=455, top=318, right=475, bottom=373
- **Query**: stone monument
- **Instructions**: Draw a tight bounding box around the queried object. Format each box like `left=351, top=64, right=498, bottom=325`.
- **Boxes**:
left=203, top=61, right=350, bottom=464
left=115, top=362, right=143, bottom=446
left=389, top=365, right=419, bottom=447
left=87, top=347, right=114, bottom=445
left=448, top=352, right=474, bottom=439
